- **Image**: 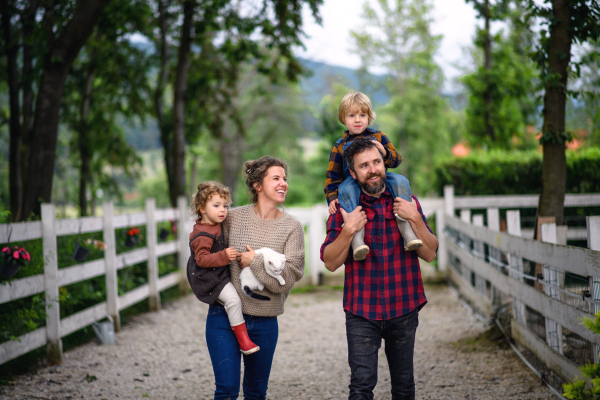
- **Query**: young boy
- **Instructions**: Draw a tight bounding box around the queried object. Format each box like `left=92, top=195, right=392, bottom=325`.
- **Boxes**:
left=187, top=181, right=259, bottom=355
left=324, top=91, right=422, bottom=260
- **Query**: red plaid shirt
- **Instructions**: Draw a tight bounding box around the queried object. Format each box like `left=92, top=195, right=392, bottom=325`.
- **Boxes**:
left=320, top=189, right=429, bottom=320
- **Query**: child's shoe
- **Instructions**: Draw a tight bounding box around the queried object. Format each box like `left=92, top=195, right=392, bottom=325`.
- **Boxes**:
left=395, top=215, right=423, bottom=251
left=231, top=322, right=260, bottom=355
left=352, top=227, right=370, bottom=261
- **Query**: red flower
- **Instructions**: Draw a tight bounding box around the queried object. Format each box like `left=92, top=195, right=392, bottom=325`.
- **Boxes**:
left=1, top=247, right=9, bottom=253
left=13, top=251, right=19, bottom=259
left=127, top=227, right=141, bottom=236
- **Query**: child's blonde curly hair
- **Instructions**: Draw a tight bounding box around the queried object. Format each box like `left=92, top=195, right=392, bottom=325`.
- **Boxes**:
left=191, top=181, right=232, bottom=219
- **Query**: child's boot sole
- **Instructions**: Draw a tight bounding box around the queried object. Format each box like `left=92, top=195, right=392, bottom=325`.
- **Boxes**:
left=353, top=245, right=370, bottom=261
left=241, top=346, right=260, bottom=355
left=404, top=239, right=423, bottom=252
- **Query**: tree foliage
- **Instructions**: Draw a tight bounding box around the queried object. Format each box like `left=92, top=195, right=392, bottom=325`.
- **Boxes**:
left=351, top=0, right=458, bottom=196
left=526, top=0, right=600, bottom=226
left=462, top=0, right=538, bottom=149
left=563, top=310, right=600, bottom=399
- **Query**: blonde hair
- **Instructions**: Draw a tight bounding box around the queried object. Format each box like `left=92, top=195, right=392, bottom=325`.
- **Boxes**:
left=191, top=181, right=231, bottom=219
left=338, top=91, right=377, bottom=125
left=244, top=156, right=289, bottom=204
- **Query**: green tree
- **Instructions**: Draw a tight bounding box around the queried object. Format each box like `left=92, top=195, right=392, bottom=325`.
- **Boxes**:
left=148, top=0, right=323, bottom=208
left=351, top=0, right=457, bottom=196
left=462, top=0, right=538, bottom=149
left=1, top=0, right=111, bottom=221
left=62, top=0, right=152, bottom=216
left=528, top=0, right=600, bottom=226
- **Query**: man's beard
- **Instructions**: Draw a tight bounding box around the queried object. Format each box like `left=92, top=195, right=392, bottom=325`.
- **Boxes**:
left=359, top=172, right=386, bottom=195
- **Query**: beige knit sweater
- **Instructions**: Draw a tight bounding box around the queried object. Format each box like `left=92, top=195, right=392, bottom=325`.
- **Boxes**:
left=222, top=205, right=305, bottom=317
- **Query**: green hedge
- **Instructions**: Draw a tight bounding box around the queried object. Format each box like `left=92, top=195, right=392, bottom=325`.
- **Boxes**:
left=435, top=147, right=600, bottom=196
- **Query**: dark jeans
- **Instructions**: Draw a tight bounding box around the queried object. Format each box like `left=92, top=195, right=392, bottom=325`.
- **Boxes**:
left=205, top=303, right=278, bottom=400
left=345, top=309, right=419, bottom=400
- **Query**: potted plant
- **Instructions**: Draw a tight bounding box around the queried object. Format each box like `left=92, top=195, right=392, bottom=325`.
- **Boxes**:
left=125, top=227, right=142, bottom=248
left=1, top=246, right=31, bottom=279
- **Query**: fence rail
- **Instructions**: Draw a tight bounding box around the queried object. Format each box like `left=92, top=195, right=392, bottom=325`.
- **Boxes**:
left=438, top=186, right=600, bottom=386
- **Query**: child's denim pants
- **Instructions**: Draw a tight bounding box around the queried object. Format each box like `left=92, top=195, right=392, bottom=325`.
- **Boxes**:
left=338, top=172, right=412, bottom=212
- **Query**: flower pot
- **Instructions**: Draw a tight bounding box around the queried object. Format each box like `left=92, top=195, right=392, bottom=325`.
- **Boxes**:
left=72, top=243, right=90, bottom=263
left=159, top=228, right=169, bottom=241
left=0, top=258, right=21, bottom=279
left=125, top=235, right=137, bottom=249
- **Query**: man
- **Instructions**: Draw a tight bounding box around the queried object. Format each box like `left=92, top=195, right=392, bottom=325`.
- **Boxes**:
left=320, top=136, right=438, bottom=400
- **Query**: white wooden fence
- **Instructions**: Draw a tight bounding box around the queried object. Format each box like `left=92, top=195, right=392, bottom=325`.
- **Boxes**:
left=4, top=188, right=600, bottom=383
left=0, top=198, right=328, bottom=366
left=437, top=186, right=600, bottom=384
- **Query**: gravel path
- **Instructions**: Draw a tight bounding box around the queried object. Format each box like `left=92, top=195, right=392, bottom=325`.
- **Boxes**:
left=1, top=284, right=554, bottom=399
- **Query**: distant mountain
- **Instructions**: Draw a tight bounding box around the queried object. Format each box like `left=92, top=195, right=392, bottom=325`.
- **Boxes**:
left=298, top=58, right=390, bottom=107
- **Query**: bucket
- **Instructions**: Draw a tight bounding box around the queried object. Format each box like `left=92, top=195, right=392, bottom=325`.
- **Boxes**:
left=92, top=315, right=115, bottom=345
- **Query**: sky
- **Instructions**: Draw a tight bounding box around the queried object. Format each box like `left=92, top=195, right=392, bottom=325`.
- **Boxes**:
left=295, top=0, right=480, bottom=84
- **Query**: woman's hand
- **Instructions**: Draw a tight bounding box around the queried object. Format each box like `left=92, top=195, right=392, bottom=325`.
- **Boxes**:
left=236, top=245, right=256, bottom=268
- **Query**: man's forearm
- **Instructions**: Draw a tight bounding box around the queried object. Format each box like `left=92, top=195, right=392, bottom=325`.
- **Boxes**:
left=323, top=229, right=353, bottom=272
left=410, top=219, right=438, bottom=262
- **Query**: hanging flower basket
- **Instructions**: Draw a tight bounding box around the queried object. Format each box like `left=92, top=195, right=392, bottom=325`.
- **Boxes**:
left=1, top=246, right=30, bottom=279
left=159, top=228, right=169, bottom=241
left=72, top=243, right=90, bottom=263
left=125, top=227, right=141, bottom=249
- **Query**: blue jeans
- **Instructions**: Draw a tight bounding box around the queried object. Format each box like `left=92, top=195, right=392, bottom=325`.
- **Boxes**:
left=205, top=303, right=278, bottom=400
left=345, top=309, right=419, bottom=400
left=338, top=172, right=412, bottom=212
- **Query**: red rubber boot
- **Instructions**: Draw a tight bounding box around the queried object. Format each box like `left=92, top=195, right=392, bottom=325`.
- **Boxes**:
left=231, top=322, right=260, bottom=355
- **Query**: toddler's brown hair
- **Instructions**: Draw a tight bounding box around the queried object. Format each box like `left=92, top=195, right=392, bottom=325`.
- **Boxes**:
left=191, top=181, right=232, bottom=219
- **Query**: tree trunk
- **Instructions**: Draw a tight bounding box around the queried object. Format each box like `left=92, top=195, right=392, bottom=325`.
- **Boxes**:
left=78, top=63, right=95, bottom=216
left=483, top=0, right=494, bottom=142
left=154, top=0, right=175, bottom=207
left=189, top=153, right=199, bottom=198
left=538, top=0, right=571, bottom=226
left=219, top=118, right=245, bottom=204
left=20, top=0, right=39, bottom=214
left=170, top=0, right=195, bottom=207
left=1, top=0, right=23, bottom=221
left=21, top=0, right=110, bottom=219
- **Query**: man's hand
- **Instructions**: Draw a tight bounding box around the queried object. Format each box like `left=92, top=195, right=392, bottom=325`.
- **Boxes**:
left=224, top=247, right=238, bottom=261
left=393, top=197, right=421, bottom=222
left=340, top=206, right=367, bottom=235
left=236, top=245, right=256, bottom=268
left=372, top=140, right=386, bottom=155
left=328, top=199, right=339, bottom=215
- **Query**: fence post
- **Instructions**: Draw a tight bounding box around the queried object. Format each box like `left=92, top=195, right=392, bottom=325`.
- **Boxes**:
left=444, top=185, right=454, bottom=217
left=506, top=210, right=526, bottom=327
left=435, top=208, right=446, bottom=272
left=540, top=222, right=563, bottom=355
left=41, top=204, right=63, bottom=365
left=486, top=208, right=502, bottom=310
left=177, top=196, right=189, bottom=295
left=103, top=201, right=121, bottom=332
left=587, top=216, right=600, bottom=363
left=146, top=198, right=160, bottom=311
left=472, top=215, right=486, bottom=296
left=309, top=206, right=326, bottom=285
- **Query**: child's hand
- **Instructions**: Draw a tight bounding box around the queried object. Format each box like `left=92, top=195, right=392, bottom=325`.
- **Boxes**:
left=372, top=140, right=386, bottom=155
left=329, top=199, right=339, bottom=215
left=225, top=247, right=238, bottom=261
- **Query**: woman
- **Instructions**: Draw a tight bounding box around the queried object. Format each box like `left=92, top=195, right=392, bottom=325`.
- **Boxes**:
left=205, top=155, right=305, bottom=400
